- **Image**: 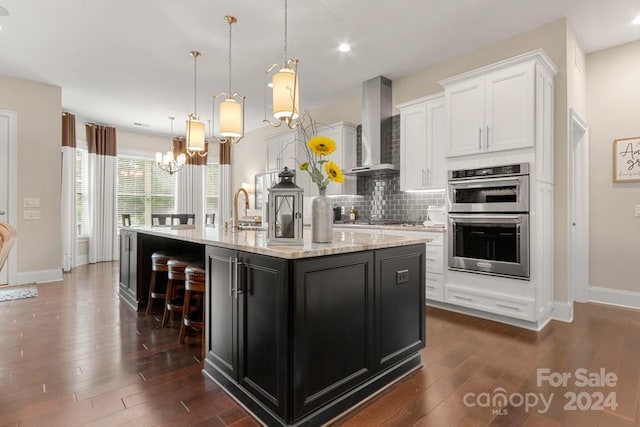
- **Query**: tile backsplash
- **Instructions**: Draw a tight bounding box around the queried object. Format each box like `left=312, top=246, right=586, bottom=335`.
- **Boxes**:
left=331, top=115, right=445, bottom=224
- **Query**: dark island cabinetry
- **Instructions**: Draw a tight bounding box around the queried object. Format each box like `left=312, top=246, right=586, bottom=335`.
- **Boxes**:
left=204, top=243, right=425, bottom=426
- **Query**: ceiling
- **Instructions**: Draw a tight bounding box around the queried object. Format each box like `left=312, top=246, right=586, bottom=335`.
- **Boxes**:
left=1, top=0, right=639, bottom=137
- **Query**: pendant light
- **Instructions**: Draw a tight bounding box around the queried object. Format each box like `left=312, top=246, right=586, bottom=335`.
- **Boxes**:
left=186, top=50, right=207, bottom=156
left=156, top=117, right=186, bottom=175
left=264, top=0, right=300, bottom=129
left=212, top=15, right=246, bottom=144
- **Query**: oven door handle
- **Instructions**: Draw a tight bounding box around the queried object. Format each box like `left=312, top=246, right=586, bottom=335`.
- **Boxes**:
left=449, top=214, right=525, bottom=223
left=448, top=176, right=525, bottom=188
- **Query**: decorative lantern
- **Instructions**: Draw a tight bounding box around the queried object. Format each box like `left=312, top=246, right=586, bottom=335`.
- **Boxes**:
left=267, top=167, right=303, bottom=245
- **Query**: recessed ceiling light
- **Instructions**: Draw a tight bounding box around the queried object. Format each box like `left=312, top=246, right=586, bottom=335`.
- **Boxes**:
left=633, top=15, right=640, bottom=25
left=338, top=43, right=351, bottom=53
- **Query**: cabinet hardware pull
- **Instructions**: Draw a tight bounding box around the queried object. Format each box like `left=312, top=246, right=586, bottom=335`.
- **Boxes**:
left=486, top=126, right=490, bottom=148
left=228, top=256, right=234, bottom=297
left=233, top=258, right=239, bottom=299
left=425, top=285, right=435, bottom=289
left=454, top=295, right=473, bottom=302
left=478, top=127, right=482, bottom=150
left=235, top=261, right=244, bottom=296
left=497, top=303, right=520, bottom=311
left=426, top=258, right=436, bottom=261
left=427, top=168, right=431, bottom=185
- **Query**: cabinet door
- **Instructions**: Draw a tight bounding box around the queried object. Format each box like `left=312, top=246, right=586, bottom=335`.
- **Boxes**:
left=237, top=252, right=289, bottom=417
left=400, top=102, right=428, bottom=191
left=206, top=246, right=238, bottom=380
left=376, top=245, right=425, bottom=370
left=119, top=232, right=130, bottom=291
left=426, top=97, right=446, bottom=189
left=485, top=63, right=535, bottom=153
left=445, top=77, right=485, bottom=157
left=321, top=124, right=357, bottom=196
left=292, top=251, right=375, bottom=419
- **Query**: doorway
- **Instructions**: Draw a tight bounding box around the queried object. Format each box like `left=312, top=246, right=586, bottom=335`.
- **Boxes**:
left=0, top=110, right=18, bottom=286
left=568, top=109, right=589, bottom=303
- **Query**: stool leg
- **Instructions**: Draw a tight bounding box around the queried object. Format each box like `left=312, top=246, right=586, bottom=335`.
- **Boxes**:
left=146, top=270, right=157, bottom=315
left=162, top=279, right=173, bottom=327
left=179, top=290, right=191, bottom=344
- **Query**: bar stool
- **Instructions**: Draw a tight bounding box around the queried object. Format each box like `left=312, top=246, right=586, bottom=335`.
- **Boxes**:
left=179, top=263, right=206, bottom=358
left=146, top=251, right=171, bottom=315
left=162, top=256, right=196, bottom=327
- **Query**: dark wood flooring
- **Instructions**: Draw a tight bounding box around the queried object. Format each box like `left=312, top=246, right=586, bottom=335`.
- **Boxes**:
left=1, top=262, right=638, bottom=426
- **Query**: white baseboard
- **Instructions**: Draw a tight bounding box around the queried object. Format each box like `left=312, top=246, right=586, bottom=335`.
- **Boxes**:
left=589, top=286, right=640, bottom=310
left=552, top=301, right=574, bottom=323
left=76, top=255, right=89, bottom=267
left=17, top=269, right=63, bottom=285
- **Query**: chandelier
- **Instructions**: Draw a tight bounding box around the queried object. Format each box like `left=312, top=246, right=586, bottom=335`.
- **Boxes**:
left=212, top=16, right=245, bottom=144
left=156, top=117, right=186, bottom=175
left=264, top=0, right=300, bottom=130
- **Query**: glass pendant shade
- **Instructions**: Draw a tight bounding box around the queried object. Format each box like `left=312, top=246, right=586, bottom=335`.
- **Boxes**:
left=186, top=117, right=206, bottom=152
left=219, top=98, right=242, bottom=138
left=272, top=67, right=299, bottom=120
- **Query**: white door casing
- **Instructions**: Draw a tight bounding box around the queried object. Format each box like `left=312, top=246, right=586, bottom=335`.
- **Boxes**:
left=0, top=109, right=18, bottom=286
left=568, top=109, right=589, bottom=303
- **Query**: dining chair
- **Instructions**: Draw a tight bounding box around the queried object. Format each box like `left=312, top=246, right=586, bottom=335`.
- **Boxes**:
left=121, top=214, right=131, bottom=227
left=151, top=213, right=171, bottom=227
left=205, top=213, right=215, bottom=227
left=171, top=214, right=195, bottom=225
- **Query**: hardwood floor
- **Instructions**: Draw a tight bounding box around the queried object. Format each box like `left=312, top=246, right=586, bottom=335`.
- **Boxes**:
left=1, top=262, right=639, bottom=426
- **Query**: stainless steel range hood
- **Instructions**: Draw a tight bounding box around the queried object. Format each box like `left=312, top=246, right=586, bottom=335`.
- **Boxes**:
left=344, top=76, right=399, bottom=175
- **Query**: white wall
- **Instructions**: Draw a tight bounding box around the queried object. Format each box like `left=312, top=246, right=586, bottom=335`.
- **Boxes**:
left=587, top=39, right=640, bottom=293
left=0, top=75, right=62, bottom=279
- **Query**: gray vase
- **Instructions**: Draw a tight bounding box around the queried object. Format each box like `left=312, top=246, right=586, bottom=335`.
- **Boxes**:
left=311, top=188, right=333, bottom=243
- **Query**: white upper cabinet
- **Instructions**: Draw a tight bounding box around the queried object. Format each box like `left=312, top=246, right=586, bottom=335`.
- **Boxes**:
left=313, top=122, right=357, bottom=196
left=441, top=51, right=555, bottom=158
left=398, top=93, right=446, bottom=191
left=266, top=123, right=357, bottom=197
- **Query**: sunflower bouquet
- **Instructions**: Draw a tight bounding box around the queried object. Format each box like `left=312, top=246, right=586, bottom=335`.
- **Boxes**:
left=297, top=113, right=345, bottom=193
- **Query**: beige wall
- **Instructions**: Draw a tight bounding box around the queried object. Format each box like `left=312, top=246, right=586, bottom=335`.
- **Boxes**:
left=0, top=75, right=62, bottom=274
left=587, top=39, right=640, bottom=292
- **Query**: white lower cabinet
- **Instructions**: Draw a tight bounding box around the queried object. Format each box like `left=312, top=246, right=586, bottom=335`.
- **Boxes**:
left=445, top=284, right=535, bottom=321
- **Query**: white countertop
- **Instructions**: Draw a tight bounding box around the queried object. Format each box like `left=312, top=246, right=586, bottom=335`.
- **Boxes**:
left=332, top=223, right=447, bottom=233
left=124, top=225, right=430, bottom=259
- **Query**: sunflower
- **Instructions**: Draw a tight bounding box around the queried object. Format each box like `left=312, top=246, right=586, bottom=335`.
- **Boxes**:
left=299, top=162, right=309, bottom=171
left=307, top=136, right=336, bottom=156
left=325, top=161, right=344, bottom=184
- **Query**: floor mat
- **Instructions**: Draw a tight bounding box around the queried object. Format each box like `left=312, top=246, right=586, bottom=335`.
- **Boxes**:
left=0, top=285, right=38, bottom=302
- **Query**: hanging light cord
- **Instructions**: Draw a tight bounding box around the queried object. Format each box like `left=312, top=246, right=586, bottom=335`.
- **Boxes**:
left=283, top=0, right=288, bottom=64
left=193, top=53, right=198, bottom=116
left=228, top=18, right=233, bottom=96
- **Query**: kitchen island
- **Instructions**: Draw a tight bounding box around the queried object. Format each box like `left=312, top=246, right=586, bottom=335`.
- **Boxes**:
left=119, top=226, right=428, bottom=426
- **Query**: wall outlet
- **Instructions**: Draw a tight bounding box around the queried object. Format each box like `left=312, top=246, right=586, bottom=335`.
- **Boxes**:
left=635, top=205, right=640, bottom=218
left=23, top=198, right=40, bottom=208
left=24, top=210, right=40, bottom=220
left=396, top=269, right=409, bottom=284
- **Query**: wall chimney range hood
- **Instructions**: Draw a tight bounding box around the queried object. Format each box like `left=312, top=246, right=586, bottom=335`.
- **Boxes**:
left=344, top=76, right=399, bottom=175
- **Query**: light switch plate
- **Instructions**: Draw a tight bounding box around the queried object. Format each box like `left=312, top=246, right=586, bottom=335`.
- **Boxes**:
left=24, top=210, right=40, bottom=220
left=24, top=198, right=40, bottom=208
left=635, top=205, right=640, bottom=218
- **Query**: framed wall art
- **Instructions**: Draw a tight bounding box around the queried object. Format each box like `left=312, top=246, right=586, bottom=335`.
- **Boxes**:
left=613, top=136, right=640, bottom=182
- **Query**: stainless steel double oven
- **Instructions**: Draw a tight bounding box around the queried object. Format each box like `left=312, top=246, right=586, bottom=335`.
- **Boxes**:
left=448, top=163, right=530, bottom=279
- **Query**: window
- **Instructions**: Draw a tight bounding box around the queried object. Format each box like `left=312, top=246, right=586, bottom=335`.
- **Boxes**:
left=75, top=149, right=88, bottom=236
left=205, top=163, right=220, bottom=214
left=116, top=157, right=176, bottom=226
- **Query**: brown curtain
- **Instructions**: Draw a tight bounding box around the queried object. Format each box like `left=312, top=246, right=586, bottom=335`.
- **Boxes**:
left=62, top=113, right=76, bottom=148
left=172, top=138, right=208, bottom=165
left=86, top=124, right=117, bottom=156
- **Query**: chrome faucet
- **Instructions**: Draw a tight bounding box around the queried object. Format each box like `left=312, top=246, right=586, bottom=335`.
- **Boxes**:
left=233, top=188, right=250, bottom=230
